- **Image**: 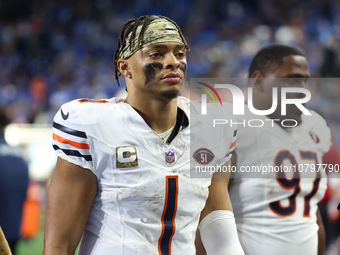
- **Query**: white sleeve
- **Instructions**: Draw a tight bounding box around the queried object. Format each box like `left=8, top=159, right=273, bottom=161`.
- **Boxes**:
left=52, top=101, right=94, bottom=172
left=199, top=210, right=245, bottom=255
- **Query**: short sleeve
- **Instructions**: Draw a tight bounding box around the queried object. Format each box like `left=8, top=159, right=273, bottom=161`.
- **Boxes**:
left=52, top=102, right=94, bottom=172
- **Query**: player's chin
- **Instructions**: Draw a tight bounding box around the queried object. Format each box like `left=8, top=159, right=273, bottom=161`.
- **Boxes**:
left=160, top=88, right=180, bottom=99
left=160, top=81, right=183, bottom=99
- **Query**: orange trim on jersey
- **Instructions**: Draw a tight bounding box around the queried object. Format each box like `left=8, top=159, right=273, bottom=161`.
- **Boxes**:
left=300, top=150, right=321, bottom=218
left=229, top=140, right=237, bottom=149
left=158, top=182, right=168, bottom=255
left=77, top=98, right=109, bottom=103
left=53, top=133, right=90, bottom=149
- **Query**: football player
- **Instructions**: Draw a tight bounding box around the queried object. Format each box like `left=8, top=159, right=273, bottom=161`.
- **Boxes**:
left=228, top=44, right=331, bottom=255
left=43, top=15, right=244, bottom=255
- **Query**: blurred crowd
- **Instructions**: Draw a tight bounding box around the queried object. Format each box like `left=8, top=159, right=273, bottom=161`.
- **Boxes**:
left=1, top=0, right=340, bottom=125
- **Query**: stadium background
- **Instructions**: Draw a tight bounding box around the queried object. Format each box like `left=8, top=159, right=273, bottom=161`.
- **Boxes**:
left=1, top=0, right=340, bottom=254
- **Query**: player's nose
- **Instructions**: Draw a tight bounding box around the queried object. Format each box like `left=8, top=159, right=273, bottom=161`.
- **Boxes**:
left=164, top=52, right=181, bottom=70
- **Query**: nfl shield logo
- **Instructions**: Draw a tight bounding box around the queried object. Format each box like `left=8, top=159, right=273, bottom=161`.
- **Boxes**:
left=165, top=151, right=175, bottom=164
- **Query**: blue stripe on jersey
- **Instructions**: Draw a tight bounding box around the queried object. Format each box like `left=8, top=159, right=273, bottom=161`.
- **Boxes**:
left=53, top=122, right=87, bottom=138
left=53, top=145, right=92, bottom=161
left=160, top=177, right=178, bottom=255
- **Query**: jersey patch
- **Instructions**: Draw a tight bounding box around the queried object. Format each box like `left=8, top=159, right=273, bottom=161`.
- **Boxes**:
left=193, top=148, right=215, bottom=165
left=116, top=145, right=138, bottom=168
left=165, top=151, right=175, bottom=164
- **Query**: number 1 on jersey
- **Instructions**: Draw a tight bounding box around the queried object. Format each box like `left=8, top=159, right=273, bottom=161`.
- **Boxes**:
left=158, top=176, right=178, bottom=255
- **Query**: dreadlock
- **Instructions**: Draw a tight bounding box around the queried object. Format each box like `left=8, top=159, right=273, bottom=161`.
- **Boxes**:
left=114, top=15, right=189, bottom=87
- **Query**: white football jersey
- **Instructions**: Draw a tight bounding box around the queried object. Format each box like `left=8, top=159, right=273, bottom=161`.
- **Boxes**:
left=229, top=108, right=331, bottom=255
left=52, top=96, right=237, bottom=255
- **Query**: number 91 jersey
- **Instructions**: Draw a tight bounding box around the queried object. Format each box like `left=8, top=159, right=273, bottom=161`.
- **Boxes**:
left=229, top=109, right=331, bottom=255
left=52, top=97, right=236, bottom=255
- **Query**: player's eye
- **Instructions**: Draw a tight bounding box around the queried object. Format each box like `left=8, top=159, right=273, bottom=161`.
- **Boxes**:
left=177, top=52, right=185, bottom=58
left=149, top=53, right=160, bottom=58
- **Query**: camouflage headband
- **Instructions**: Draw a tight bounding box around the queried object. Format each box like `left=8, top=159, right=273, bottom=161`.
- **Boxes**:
left=119, top=18, right=189, bottom=59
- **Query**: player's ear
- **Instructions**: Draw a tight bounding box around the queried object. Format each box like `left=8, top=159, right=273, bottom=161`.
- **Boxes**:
left=251, top=70, right=265, bottom=92
left=117, top=59, right=131, bottom=78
